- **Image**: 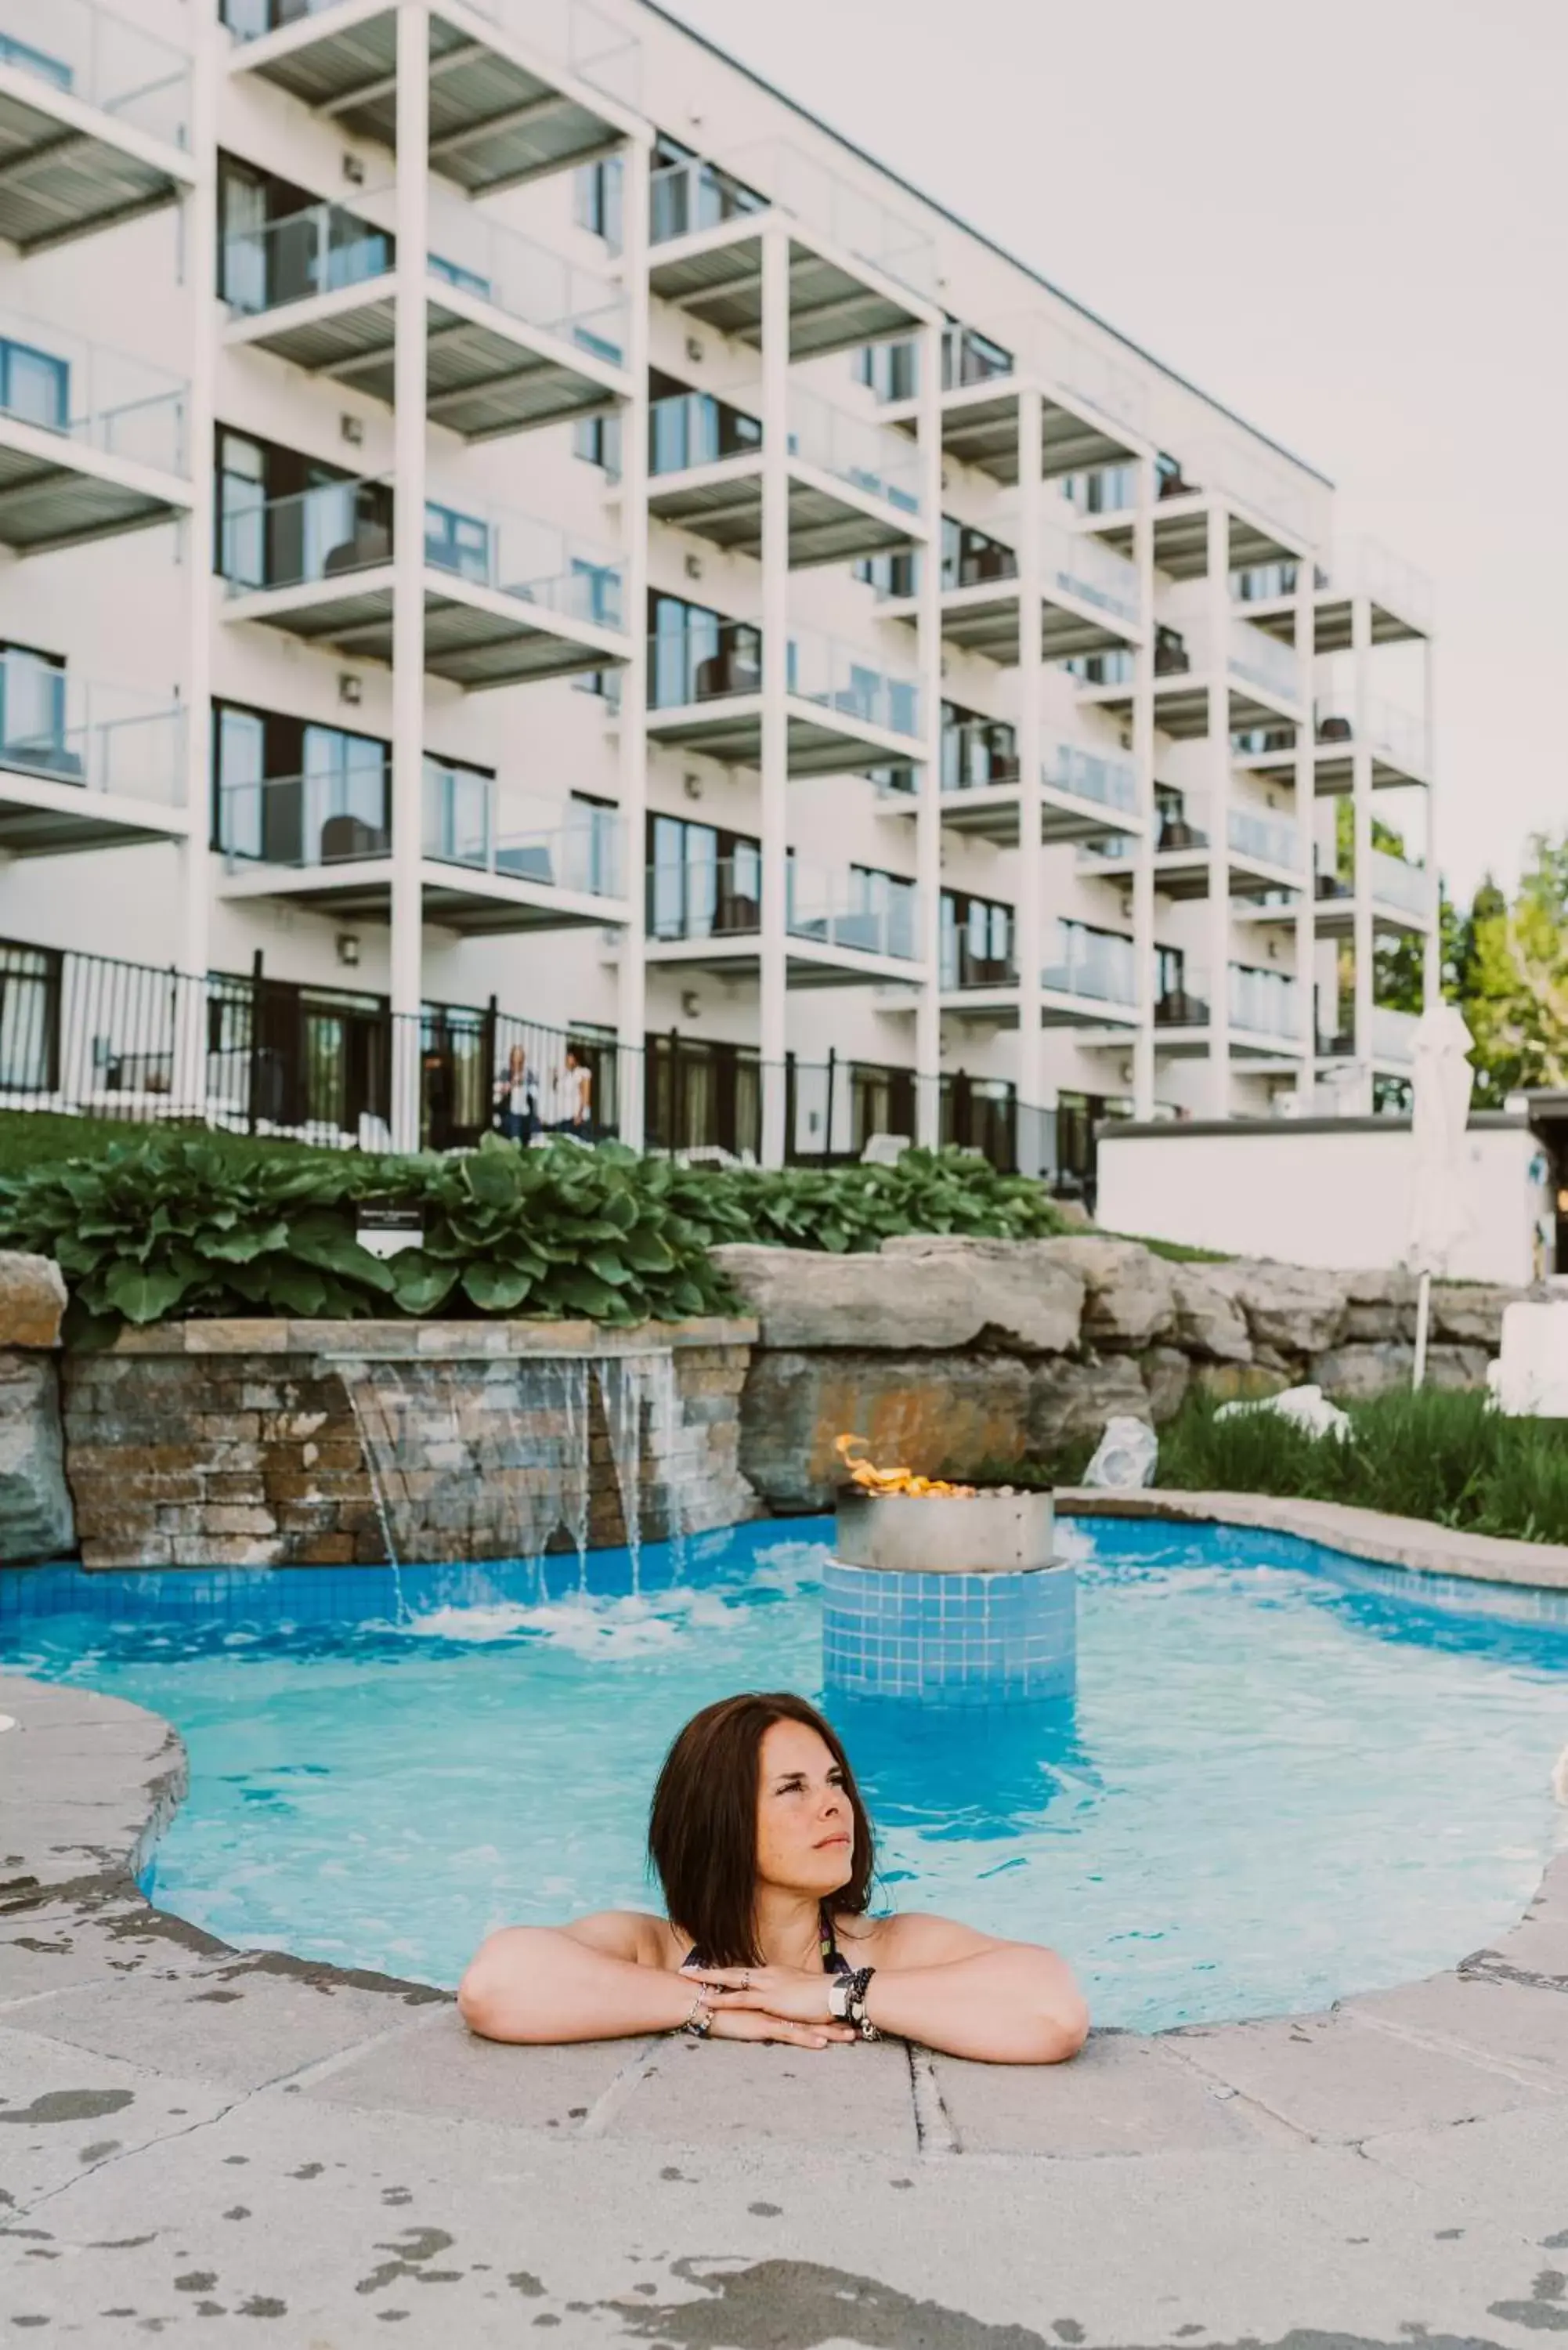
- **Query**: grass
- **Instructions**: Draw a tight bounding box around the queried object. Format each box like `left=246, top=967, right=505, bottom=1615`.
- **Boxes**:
left=0, top=1112, right=351, bottom=1176
left=1016, top=1386, right=1568, bottom=1548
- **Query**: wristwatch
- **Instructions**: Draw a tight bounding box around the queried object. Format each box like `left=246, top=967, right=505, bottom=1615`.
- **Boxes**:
left=828, top=1967, right=880, bottom=2037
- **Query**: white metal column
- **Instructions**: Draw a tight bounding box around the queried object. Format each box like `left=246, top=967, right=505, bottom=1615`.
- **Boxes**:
left=173, top=22, right=217, bottom=1120
left=388, top=0, right=430, bottom=1154
left=1129, top=451, right=1156, bottom=1120
left=1204, top=498, right=1230, bottom=1113
left=912, top=323, right=944, bottom=1149
left=1350, top=588, right=1375, bottom=1109
left=615, top=132, right=652, bottom=1148
left=757, top=222, right=790, bottom=1168
left=1292, top=548, right=1317, bottom=1101
left=1013, top=385, right=1046, bottom=1152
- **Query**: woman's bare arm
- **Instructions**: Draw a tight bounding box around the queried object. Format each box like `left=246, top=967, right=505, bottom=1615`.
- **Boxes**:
left=458, top=1914, right=695, bottom=2045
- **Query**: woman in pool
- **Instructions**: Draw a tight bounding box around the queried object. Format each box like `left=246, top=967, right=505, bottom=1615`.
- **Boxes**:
left=458, top=1690, right=1088, bottom=2065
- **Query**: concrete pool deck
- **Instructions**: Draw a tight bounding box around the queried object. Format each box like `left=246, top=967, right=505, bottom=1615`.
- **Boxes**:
left=2, top=1663, right=1566, bottom=2349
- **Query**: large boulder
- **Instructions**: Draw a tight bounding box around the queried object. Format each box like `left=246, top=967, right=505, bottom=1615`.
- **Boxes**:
left=0, top=1252, right=66, bottom=1350
left=1035, top=1237, right=1176, bottom=1348
left=736, top=1350, right=1029, bottom=1511
left=1205, top=1260, right=1349, bottom=1358
left=1429, top=1284, right=1519, bottom=1348
left=0, top=1352, right=73, bottom=1561
left=876, top=1236, right=1084, bottom=1353
left=1141, top=1344, right=1191, bottom=1426
left=1168, top=1263, right=1252, bottom=1361
left=1312, top=1343, right=1414, bottom=1402
left=1028, top=1355, right=1151, bottom=1452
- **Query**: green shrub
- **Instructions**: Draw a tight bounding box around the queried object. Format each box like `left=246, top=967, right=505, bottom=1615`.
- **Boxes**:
left=672, top=1148, right=1073, bottom=1253
left=1024, top=1386, right=1568, bottom=1549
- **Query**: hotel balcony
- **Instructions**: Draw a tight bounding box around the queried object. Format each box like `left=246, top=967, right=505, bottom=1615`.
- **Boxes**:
left=1234, top=696, right=1430, bottom=794
left=224, top=0, right=640, bottom=190
left=644, top=854, right=922, bottom=988
left=1075, top=616, right=1301, bottom=737
left=881, top=316, right=1148, bottom=490
left=644, top=620, right=924, bottom=779
left=1231, top=540, right=1433, bottom=651
left=1310, top=848, right=1432, bottom=938
left=1039, top=920, right=1140, bottom=1029
left=0, top=312, right=190, bottom=548
left=0, top=0, right=195, bottom=251
left=1078, top=791, right=1301, bottom=901
left=219, top=477, right=629, bottom=687
left=648, top=139, right=936, bottom=360
left=938, top=731, right=1142, bottom=848
left=646, top=386, right=923, bottom=567
left=216, top=761, right=628, bottom=935
left=222, top=198, right=629, bottom=438
left=883, top=517, right=1143, bottom=663
left=1156, top=964, right=1305, bottom=1059
left=0, top=661, right=187, bottom=853
left=1084, top=439, right=1313, bottom=578
left=1316, top=1004, right=1419, bottom=1071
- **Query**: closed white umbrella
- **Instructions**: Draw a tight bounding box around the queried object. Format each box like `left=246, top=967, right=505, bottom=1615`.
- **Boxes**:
left=1406, top=1001, right=1476, bottom=1385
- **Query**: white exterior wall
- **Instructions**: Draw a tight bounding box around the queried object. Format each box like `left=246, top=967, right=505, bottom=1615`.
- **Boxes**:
left=1096, top=1123, right=1545, bottom=1289
left=0, top=0, right=1433, bottom=1163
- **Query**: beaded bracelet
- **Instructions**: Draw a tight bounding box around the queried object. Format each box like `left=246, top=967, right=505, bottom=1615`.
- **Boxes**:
left=682, top=1991, right=713, bottom=2037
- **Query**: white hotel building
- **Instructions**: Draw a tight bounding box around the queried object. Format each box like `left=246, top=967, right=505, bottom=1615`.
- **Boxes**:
left=0, top=0, right=1437, bottom=1178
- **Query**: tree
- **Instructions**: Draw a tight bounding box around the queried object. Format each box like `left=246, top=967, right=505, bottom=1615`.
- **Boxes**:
left=1455, top=839, right=1568, bottom=1106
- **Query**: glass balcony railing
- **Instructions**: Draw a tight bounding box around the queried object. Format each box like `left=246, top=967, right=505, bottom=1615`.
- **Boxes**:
left=0, top=306, right=188, bottom=475
left=1372, top=1006, right=1418, bottom=1064
left=648, top=616, right=761, bottom=709
left=1, top=0, right=190, bottom=149
left=222, top=0, right=641, bottom=109
left=940, top=718, right=1018, bottom=794
left=1369, top=848, right=1429, bottom=917
left=1041, top=522, right=1141, bottom=626
left=1156, top=972, right=1211, bottom=1028
left=1227, top=620, right=1300, bottom=703
left=425, top=766, right=623, bottom=896
left=220, top=475, right=623, bottom=627
left=1227, top=804, right=1299, bottom=870
left=1060, top=464, right=1138, bottom=518
left=649, top=154, right=768, bottom=245
left=1042, top=921, right=1136, bottom=1007
left=1154, top=792, right=1211, bottom=852
left=788, top=630, right=921, bottom=739
left=941, top=920, right=1016, bottom=991
left=652, top=137, right=938, bottom=299
left=218, top=768, right=389, bottom=869
left=0, top=658, right=184, bottom=803
left=222, top=200, right=392, bottom=317
left=1229, top=964, right=1300, bottom=1040
left=428, top=218, right=627, bottom=365
left=647, top=851, right=761, bottom=942
left=789, top=389, right=920, bottom=513
left=1043, top=742, right=1138, bottom=815
left=942, top=322, right=1013, bottom=391
left=1314, top=696, right=1429, bottom=778
left=649, top=389, right=761, bottom=475
left=789, top=862, right=919, bottom=960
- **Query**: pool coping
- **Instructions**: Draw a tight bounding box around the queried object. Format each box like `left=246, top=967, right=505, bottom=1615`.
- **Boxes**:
left=1059, top=1485, right=1568, bottom=1593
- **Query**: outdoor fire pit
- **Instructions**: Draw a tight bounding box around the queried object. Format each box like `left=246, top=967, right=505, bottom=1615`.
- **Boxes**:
left=822, top=1440, right=1075, bottom=1708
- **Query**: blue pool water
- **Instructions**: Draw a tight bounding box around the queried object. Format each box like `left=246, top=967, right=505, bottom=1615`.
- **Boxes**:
left=5, top=1516, right=1566, bottom=2032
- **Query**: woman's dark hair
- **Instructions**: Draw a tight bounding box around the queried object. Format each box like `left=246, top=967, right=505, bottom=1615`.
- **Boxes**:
left=648, top=1692, right=875, bottom=1967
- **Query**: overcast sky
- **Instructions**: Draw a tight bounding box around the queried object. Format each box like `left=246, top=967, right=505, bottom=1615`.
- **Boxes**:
left=658, top=0, right=1567, bottom=906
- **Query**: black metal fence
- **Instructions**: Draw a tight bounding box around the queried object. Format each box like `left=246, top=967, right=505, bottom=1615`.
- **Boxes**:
left=0, top=934, right=1104, bottom=1195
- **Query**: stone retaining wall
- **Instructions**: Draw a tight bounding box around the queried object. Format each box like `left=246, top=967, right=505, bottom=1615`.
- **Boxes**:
left=714, top=1237, right=1528, bottom=1511
left=62, top=1318, right=757, bottom=1570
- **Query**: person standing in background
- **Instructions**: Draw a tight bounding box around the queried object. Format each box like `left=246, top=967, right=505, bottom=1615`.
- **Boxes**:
left=493, top=1043, right=537, bottom=1145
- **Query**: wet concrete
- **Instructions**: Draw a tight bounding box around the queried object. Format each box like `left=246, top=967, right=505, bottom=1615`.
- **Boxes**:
left=1, top=1666, right=1565, bottom=2348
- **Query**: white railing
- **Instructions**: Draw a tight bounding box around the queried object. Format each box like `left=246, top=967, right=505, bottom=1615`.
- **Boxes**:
left=1331, top=537, right=1435, bottom=633
left=1227, top=803, right=1299, bottom=870
left=1, top=0, right=190, bottom=150
left=788, top=862, right=919, bottom=961
left=0, top=660, right=183, bottom=804
left=1369, top=848, right=1429, bottom=917
left=940, top=719, right=1018, bottom=794
left=0, top=305, right=188, bottom=475
left=1042, top=920, right=1137, bottom=1007
left=1041, top=521, right=1141, bottom=627
left=1372, top=1005, right=1419, bottom=1065
left=223, top=0, right=641, bottom=109
left=1043, top=742, right=1138, bottom=815
left=222, top=196, right=392, bottom=317
left=1227, top=618, right=1301, bottom=703
left=993, top=312, right=1150, bottom=435
left=789, top=389, right=920, bottom=514
left=653, top=136, right=938, bottom=299
left=646, top=851, right=761, bottom=942
left=1313, top=693, right=1429, bottom=778
left=428, top=204, right=627, bottom=366
left=788, top=631, right=922, bottom=739
left=1059, top=465, right=1138, bottom=518
left=1229, top=964, right=1300, bottom=1040
left=1187, top=432, right=1320, bottom=551
left=218, top=770, right=388, bottom=869
left=425, top=766, right=624, bottom=896
left=649, top=388, right=762, bottom=475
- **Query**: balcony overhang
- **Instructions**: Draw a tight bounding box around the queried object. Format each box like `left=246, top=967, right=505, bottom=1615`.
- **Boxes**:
left=222, top=563, right=629, bottom=689
left=938, top=779, right=1143, bottom=848
left=646, top=929, right=922, bottom=989
left=649, top=222, right=928, bottom=361
left=1312, top=893, right=1430, bottom=940
left=0, top=62, right=196, bottom=253
left=228, top=0, right=637, bottom=191
left=1235, top=588, right=1427, bottom=653
left=1041, top=989, right=1140, bottom=1031
left=887, top=377, right=1142, bottom=486
left=888, top=579, right=1138, bottom=664
left=0, top=769, right=187, bottom=855
left=645, top=690, right=924, bottom=780
left=218, top=851, right=629, bottom=936
left=226, top=274, right=627, bottom=439
left=646, top=453, right=921, bottom=567
left=1240, top=739, right=1429, bottom=795
left=1089, top=492, right=1302, bottom=580
left=1077, top=671, right=1299, bottom=740
left=0, top=418, right=190, bottom=551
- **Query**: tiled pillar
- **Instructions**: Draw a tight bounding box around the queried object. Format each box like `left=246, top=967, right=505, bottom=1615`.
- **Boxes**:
left=822, top=1561, right=1076, bottom=1708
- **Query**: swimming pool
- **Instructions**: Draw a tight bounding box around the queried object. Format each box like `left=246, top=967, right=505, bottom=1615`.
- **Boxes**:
left=5, top=1514, right=1566, bottom=2032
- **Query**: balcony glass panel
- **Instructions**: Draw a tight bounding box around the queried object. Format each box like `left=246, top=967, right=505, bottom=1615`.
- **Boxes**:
left=1227, top=804, right=1299, bottom=869
left=1372, top=1006, right=1418, bottom=1064
left=219, top=764, right=389, bottom=870
left=649, top=155, right=765, bottom=244
left=647, top=848, right=761, bottom=942
left=427, top=208, right=627, bottom=365
left=649, top=389, right=761, bottom=475
left=222, top=0, right=641, bottom=109
left=789, top=389, right=919, bottom=513
left=941, top=899, right=1015, bottom=989
left=788, top=862, right=919, bottom=960
left=0, top=306, right=187, bottom=474
left=0, top=0, right=190, bottom=148
left=0, top=659, right=183, bottom=802
left=1155, top=790, right=1210, bottom=851
left=222, top=199, right=391, bottom=317
left=787, top=631, right=921, bottom=739
left=1042, top=920, right=1136, bottom=1006
left=1044, top=742, right=1137, bottom=814
left=1369, top=847, right=1428, bottom=916
left=940, top=718, right=1017, bottom=794
left=424, top=769, right=623, bottom=894
left=1229, top=963, right=1299, bottom=1039
left=1227, top=620, right=1299, bottom=703
left=1156, top=969, right=1211, bottom=1027
left=941, top=322, right=1013, bottom=390
left=721, top=139, right=938, bottom=298
left=943, top=519, right=1017, bottom=591
left=647, top=613, right=760, bottom=709
left=1041, top=522, right=1140, bottom=624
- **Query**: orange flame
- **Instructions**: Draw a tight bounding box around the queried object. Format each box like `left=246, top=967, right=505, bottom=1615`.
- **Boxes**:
left=835, top=1433, right=975, bottom=1499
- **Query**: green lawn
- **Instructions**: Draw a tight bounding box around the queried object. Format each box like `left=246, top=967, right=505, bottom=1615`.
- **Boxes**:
left=0, top=1112, right=338, bottom=1177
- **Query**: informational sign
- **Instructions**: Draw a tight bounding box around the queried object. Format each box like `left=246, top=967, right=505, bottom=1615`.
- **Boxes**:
left=355, top=1206, right=425, bottom=1260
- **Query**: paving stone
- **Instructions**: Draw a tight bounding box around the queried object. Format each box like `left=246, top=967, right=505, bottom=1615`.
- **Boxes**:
left=933, top=2028, right=1271, bottom=2156
left=606, top=2027, right=917, bottom=2151
left=0, top=2024, right=229, bottom=2204
left=302, top=2005, right=634, bottom=2130
left=1345, top=1972, right=1568, bottom=2089
left=1171, top=2006, right=1561, bottom=2140
left=0, top=1951, right=444, bottom=2089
